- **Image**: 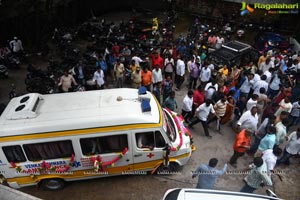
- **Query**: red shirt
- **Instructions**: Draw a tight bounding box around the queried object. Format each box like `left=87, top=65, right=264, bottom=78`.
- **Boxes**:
left=193, top=90, right=205, bottom=107
left=151, top=54, right=163, bottom=69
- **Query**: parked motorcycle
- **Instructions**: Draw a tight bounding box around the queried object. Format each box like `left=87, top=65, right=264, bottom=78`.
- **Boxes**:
left=0, top=65, right=8, bottom=78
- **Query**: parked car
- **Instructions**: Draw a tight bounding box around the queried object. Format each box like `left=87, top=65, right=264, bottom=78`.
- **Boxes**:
left=207, top=40, right=260, bottom=68
left=162, top=188, right=282, bottom=200
left=254, top=32, right=291, bottom=52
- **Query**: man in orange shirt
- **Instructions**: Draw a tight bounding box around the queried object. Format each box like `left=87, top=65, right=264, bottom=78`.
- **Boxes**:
left=141, top=67, right=152, bottom=91
left=229, top=128, right=253, bottom=168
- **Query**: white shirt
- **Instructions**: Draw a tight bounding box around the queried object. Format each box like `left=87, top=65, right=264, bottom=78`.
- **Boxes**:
left=275, top=99, right=292, bottom=116
left=246, top=98, right=257, bottom=110
left=237, top=110, right=259, bottom=131
left=253, top=80, right=268, bottom=95
left=262, top=149, right=277, bottom=173
left=269, top=74, right=280, bottom=90
left=176, top=59, right=185, bottom=76
left=182, top=95, right=193, bottom=112
left=253, top=74, right=261, bottom=82
left=196, top=103, right=215, bottom=121
left=187, top=60, right=194, bottom=73
left=152, top=68, right=163, bottom=84
left=93, top=70, right=104, bottom=86
left=263, top=71, right=272, bottom=83
left=131, top=56, right=143, bottom=66
left=275, top=121, right=287, bottom=145
left=216, top=36, right=224, bottom=44
left=200, top=67, right=211, bottom=82
left=286, top=131, right=300, bottom=155
left=204, top=82, right=218, bottom=92
left=9, top=39, right=23, bottom=53
left=240, top=77, right=254, bottom=93
left=291, top=101, right=300, bottom=117
left=164, top=58, right=174, bottom=73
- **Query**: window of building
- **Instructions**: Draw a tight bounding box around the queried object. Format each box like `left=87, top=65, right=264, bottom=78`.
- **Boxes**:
left=2, top=145, right=26, bottom=163
left=23, top=140, right=74, bottom=161
left=80, top=134, right=128, bottom=156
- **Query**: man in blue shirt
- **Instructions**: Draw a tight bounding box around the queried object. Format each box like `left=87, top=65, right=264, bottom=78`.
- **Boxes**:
left=192, top=158, right=227, bottom=189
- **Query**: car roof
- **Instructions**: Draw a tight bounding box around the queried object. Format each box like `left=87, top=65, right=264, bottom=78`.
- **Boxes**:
left=164, top=188, right=282, bottom=200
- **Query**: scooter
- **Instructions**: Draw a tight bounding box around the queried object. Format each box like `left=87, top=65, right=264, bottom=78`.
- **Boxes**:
left=0, top=65, right=8, bottom=78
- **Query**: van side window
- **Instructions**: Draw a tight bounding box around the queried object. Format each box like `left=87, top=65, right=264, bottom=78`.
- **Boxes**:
left=80, top=134, right=128, bottom=155
left=23, top=140, right=74, bottom=161
left=136, top=131, right=166, bottom=149
left=155, top=131, right=166, bottom=148
left=2, top=145, right=26, bottom=163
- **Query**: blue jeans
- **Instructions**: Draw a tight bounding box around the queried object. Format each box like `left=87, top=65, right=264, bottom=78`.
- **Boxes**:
left=240, top=183, right=256, bottom=193
left=267, top=88, right=279, bottom=99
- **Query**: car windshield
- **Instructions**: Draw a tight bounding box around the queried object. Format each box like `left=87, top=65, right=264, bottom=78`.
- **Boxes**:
left=162, top=109, right=177, bottom=142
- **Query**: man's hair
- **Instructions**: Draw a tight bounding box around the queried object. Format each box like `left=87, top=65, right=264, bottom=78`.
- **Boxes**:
left=282, top=118, right=290, bottom=126
left=280, top=111, right=289, bottom=116
left=273, top=147, right=282, bottom=156
left=209, top=158, right=218, bottom=167
left=253, top=157, right=264, bottom=167
left=188, top=90, right=194, bottom=96
left=267, top=125, right=276, bottom=134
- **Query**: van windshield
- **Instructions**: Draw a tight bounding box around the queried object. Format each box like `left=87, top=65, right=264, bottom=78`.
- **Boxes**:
left=162, top=109, right=177, bottom=142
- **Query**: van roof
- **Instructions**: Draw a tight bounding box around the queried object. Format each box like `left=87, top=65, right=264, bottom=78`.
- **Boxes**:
left=0, top=88, right=161, bottom=139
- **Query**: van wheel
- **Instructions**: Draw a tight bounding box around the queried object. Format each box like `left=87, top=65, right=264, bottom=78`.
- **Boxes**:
left=40, top=178, right=65, bottom=190
left=156, top=163, right=181, bottom=175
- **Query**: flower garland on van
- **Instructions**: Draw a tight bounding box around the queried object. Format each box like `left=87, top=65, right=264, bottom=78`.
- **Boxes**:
left=165, top=108, right=193, bottom=151
left=90, top=147, right=128, bottom=172
left=9, top=154, right=75, bottom=176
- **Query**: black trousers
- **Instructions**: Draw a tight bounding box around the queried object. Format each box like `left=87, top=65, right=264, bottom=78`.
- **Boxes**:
left=175, top=74, right=184, bottom=89
left=229, top=151, right=245, bottom=164
left=189, top=118, right=210, bottom=136
left=182, top=110, right=193, bottom=122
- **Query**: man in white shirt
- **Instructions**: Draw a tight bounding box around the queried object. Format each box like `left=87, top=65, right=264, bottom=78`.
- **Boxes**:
left=93, top=67, right=105, bottom=89
left=182, top=90, right=194, bottom=123
left=277, top=128, right=300, bottom=165
left=9, top=37, right=23, bottom=56
left=152, top=64, right=163, bottom=85
left=240, top=73, right=254, bottom=99
left=262, top=147, right=282, bottom=176
left=253, top=75, right=268, bottom=95
left=199, top=63, right=211, bottom=85
left=275, top=118, right=289, bottom=147
left=175, top=55, right=185, bottom=90
left=236, top=106, right=259, bottom=132
left=188, top=99, right=219, bottom=138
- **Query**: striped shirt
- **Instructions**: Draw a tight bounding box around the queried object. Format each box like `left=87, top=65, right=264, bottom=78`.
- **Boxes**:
left=214, top=100, right=227, bottom=117
left=244, top=161, right=272, bottom=189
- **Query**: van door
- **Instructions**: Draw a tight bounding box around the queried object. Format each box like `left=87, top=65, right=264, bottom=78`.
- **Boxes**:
left=79, top=133, right=133, bottom=175
left=132, top=130, right=167, bottom=172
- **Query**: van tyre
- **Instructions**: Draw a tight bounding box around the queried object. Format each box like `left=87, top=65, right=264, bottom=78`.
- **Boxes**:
left=40, top=178, right=65, bottom=190
left=156, top=163, right=181, bottom=175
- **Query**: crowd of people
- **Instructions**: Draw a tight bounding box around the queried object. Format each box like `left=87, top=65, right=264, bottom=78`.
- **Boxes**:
left=11, top=15, right=299, bottom=196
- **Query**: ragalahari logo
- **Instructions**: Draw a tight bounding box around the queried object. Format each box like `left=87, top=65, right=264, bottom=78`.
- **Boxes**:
left=240, top=2, right=255, bottom=16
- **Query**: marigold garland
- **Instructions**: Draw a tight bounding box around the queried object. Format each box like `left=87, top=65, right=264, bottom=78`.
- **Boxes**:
left=90, top=147, right=128, bottom=172
left=10, top=154, right=76, bottom=177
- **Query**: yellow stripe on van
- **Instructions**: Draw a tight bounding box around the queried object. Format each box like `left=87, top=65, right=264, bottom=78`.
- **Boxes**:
left=6, top=153, right=190, bottom=186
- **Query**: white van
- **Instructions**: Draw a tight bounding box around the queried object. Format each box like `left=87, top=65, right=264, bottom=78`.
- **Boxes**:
left=0, top=88, right=194, bottom=190
left=162, top=188, right=282, bottom=200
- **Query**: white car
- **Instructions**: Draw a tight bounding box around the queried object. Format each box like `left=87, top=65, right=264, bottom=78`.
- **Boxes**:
left=162, top=188, right=282, bottom=200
